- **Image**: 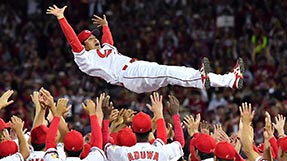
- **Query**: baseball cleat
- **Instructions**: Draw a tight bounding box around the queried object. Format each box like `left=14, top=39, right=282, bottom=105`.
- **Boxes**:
left=232, top=57, right=245, bottom=89
left=200, top=57, right=211, bottom=89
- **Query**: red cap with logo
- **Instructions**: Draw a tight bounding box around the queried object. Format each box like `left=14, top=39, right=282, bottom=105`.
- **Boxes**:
left=0, top=118, right=10, bottom=131
left=30, top=125, right=49, bottom=144
left=117, top=127, right=137, bottom=147
left=64, top=130, right=84, bottom=151
left=0, top=140, right=18, bottom=157
left=192, top=133, right=216, bottom=153
left=278, top=136, right=287, bottom=153
left=132, top=112, right=152, bottom=134
left=77, top=29, right=100, bottom=43
left=214, top=141, right=236, bottom=160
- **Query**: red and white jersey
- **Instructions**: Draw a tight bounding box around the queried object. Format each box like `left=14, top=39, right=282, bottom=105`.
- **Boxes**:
left=43, top=147, right=106, bottom=161
left=26, top=151, right=45, bottom=161
left=0, top=153, right=24, bottom=161
left=73, top=43, right=131, bottom=85
left=105, top=139, right=183, bottom=161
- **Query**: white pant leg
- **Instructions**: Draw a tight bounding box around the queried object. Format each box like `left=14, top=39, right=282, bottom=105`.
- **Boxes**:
left=120, top=61, right=203, bottom=93
left=208, top=72, right=235, bottom=88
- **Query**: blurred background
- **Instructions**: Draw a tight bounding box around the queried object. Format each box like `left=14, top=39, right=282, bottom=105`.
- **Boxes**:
left=0, top=0, right=287, bottom=147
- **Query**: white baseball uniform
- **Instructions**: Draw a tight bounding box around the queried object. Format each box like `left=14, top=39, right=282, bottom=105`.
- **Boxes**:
left=74, top=44, right=237, bottom=93
left=43, top=147, right=106, bottom=161
left=26, top=143, right=65, bottom=161
left=105, top=138, right=183, bottom=161
left=0, top=153, right=24, bottom=161
left=57, top=17, right=237, bottom=94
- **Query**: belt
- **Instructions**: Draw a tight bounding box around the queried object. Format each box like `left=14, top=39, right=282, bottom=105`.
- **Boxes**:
left=122, top=58, right=137, bottom=70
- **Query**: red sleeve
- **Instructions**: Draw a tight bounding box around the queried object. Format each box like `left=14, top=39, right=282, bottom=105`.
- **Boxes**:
left=58, top=18, right=84, bottom=53
left=102, top=119, right=110, bottom=146
left=45, top=116, right=60, bottom=150
left=101, top=25, right=114, bottom=45
left=235, top=151, right=245, bottom=161
left=172, top=114, right=185, bottom=147
left=156, top=118, right=167, bottom=144
left=90, top=115, right=102, bottom=149
left=269, top=136, right=278, bottom=159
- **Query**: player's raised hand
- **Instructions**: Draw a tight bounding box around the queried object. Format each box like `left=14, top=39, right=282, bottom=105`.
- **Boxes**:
left=10, top=116, right=24, bottom=134
left=183, top=114, right=200, bottom=137
left=273, top=114, right=286, bottom=138
left=0, top=89, right=14, bottom=110
left=146, top=92, right=163, bottom=120
left=92, top=15, right=108, bottom=27
left=166, top=95, right=180, bottom=116
left=39, top=87, right=55, bottom=109
left=239, top=102, right=254, bottom=124
left=46, top=5, right=67, bottom=19
left=82, top=99, right=96, bottom=115
left=55, top=98, right=71, bottom=117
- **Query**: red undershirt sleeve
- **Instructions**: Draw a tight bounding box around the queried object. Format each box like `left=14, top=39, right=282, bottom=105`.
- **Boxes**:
left=45, top=116, right=60, bottom=150
left=90, top=115, right=103, bottom=149
left=172, top=114, right=185, bottom=147
left=156, top=118, right=167, bottom=144
left=101, top=25, right=114, bottom=45
left=58, top=18, right=84, bottom=53
left=102, top=119, right=110, bottom=146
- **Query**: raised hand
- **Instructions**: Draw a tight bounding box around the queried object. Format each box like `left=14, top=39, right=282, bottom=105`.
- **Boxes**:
left=183, top=114, right=201, bottom=137
left=273, top=114, right=286, bottom=138
left=95, top=93, right=105, bottom=118
left=0, top=89, right=14, bottom=110
left=109, top=109, right=119, bottom=122
left=10, top=116, right=24, bottom=134
left=82, top=99, right=96, bottom=115
left=39, top=87, right=55, bottom=109
left=166, top=95, right=180, bottom=116
left=146, top=92, right=163, bottom=120
left=102, top=95, right=113, bottom=119
left=92, top=15, right=108, bottom=27
left=30, top=91, right=42, bottom=109
left=46, top=5, right=67, bottom=19
left=55, top=98, right=71, bottom=117
left=199, top=120, right=210, bottom=134
left=264, top=112, right=274, bottom=140
left=239, top=102, right=254, bottom=124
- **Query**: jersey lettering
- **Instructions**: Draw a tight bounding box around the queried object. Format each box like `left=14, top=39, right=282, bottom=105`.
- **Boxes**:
left=127, top=151, right=159, bottom=161
left=97, top=49, right=113, bottom=58
left=28, top=159, right=44, bottom=161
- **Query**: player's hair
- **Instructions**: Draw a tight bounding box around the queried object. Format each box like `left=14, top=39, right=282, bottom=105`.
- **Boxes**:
left=64, top=148, right=82, bottom=157
left=134, top=130, right=152, bottom=142
left=194, top=147, right=214, bottom=160
left=31, top=143, right=45, bottom=151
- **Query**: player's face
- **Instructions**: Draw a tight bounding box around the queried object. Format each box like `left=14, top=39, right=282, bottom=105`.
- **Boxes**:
left=84, top=35, right=101, bottom=50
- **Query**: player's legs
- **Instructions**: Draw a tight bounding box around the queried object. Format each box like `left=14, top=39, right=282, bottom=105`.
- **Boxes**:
left=120, top=61, right=204, bottom=93
left=209, top=58, right=244, bottom=88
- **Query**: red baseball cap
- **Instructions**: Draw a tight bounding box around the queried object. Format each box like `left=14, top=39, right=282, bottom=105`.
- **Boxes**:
left=117, top=127, right=137, bottom=147
left=278, top=136, right=287, bottom=153
left=214, top=141, right=236, bottom=160
left=0, top=140, right=18, bottom=157
left=192, top=133, right=216, bottom=153
left=0, top=118, right=10, bottom=131
left=64, top=130, right=84, bottom=151
left=30, top=125, right=49, bottom=144
left=132, top=112, right=152, bottom=134
left=77, top=29, right=100, bottom=43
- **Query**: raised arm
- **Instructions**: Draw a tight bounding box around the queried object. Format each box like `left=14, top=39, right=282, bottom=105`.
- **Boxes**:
left=92, top=15, right=114, bottom=45
left=0, top=89, right=14, bottom=110
left=240, top=102, right=261, bottom=161
left=46, top=5, right=84, bottom=53
left=167, top=95, right=185, bottom=147
left=146, top=92, right=167, bottom=144
left=10, top=116, right=30, bottom=159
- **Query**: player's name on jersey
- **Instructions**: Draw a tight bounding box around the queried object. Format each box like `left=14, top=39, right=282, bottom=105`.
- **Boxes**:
left=127, top=151, right=159, bottom=161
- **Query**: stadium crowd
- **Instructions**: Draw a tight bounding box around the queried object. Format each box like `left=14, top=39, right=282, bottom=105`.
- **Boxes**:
left=0, top=0, right=287, bottom=160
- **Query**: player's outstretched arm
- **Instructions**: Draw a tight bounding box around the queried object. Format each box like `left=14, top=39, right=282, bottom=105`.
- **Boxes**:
left=46, top=4, right=84, bottom=53
left=92, top=15, right=114, bottom=45
left=46, top=5, right=67, bottom=19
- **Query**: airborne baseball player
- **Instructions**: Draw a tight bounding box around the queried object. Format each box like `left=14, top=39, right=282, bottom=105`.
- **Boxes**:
left=47, top=5, right=244, bottom=94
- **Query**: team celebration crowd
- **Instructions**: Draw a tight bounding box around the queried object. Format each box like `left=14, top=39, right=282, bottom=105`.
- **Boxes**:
left=0, top=0, right=287, bottom=161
